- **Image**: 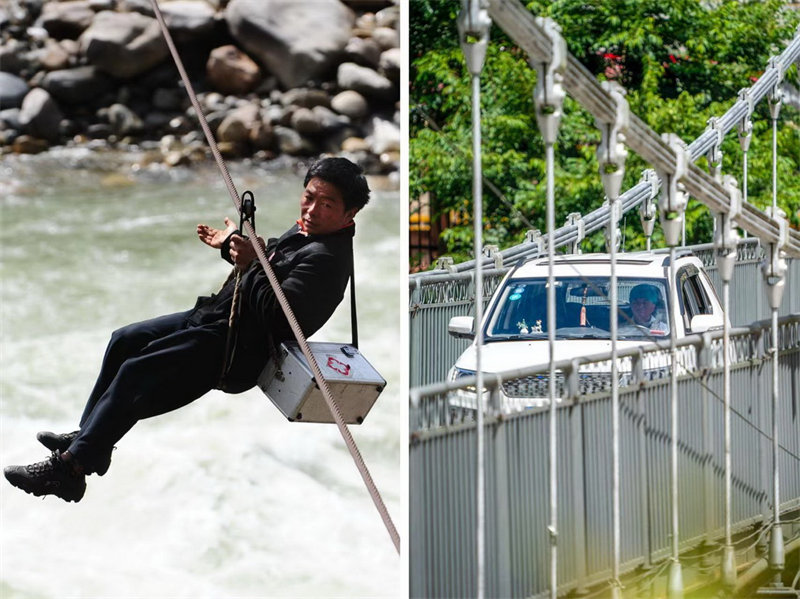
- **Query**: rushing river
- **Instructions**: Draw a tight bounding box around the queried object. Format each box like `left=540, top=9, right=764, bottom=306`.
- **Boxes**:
left=0, top=149, right=402, bottom=598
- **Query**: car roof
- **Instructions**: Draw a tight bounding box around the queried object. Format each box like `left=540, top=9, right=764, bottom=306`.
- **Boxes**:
left=509, top=250, right=703, bottom=280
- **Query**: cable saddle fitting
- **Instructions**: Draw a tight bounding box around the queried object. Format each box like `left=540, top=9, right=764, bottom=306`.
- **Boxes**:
left=656, top=133, right=690, bottom=247
left=706, top=117, right=723, bottom=183
left=639, top=169, right=659, bottom=238
left=714, top=175, right=742, bottom=283
left=533, top=17, right=566, bottom=145
left=595, top=80, right=629, bottom=201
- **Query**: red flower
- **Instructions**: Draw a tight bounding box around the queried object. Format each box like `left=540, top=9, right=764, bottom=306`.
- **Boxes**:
left=603, top=52, right=621, bottom=61
left=669, top=54, right=677, bottom=63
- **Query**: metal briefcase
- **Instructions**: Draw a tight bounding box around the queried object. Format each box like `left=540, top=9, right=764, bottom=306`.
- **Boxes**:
left=257, top=341, right=386, bottom=424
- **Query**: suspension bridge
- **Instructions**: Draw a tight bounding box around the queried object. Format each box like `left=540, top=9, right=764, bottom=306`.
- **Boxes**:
left=409, top=1, right=800, bottom=598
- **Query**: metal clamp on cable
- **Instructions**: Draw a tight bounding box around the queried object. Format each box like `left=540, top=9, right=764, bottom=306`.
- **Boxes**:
left=483, top=244, right=503, bottom=269
left=761, top=206, right=788, bottom=311
left=714, top=175, right=742, bottom=283
left=457, top=0, right=491, bottom=76
left=533, top=17, right=567, bottom=145
left=656, top=133, right=690, bottom=247
left=639, top=169, right=659, bottom=244
left=525, top=229, right=544, bottom=257
left=595, top=80, right=629, bottom=202
left=706, top=117, right=724, bottom=183
left=767, top=56, right=784, bottom=121
left=737, top=88, right=753, bottom=153
left=565, top=212, right=584, bottom=254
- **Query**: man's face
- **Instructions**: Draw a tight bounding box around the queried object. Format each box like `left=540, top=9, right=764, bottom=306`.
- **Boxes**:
left=631, top=297, right=655, bottom=324
left=299, top=177, right=358, bottom=236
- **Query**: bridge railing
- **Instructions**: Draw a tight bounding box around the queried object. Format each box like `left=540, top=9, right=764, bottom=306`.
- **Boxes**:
left=409, top=314, right=800, bottom=598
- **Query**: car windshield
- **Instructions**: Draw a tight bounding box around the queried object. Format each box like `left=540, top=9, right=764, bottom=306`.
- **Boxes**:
left=485, top=276, right=670, bottom=340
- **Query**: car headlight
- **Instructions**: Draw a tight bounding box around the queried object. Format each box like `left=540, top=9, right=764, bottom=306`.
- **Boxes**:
left=448, top=366, right=475, bottom=382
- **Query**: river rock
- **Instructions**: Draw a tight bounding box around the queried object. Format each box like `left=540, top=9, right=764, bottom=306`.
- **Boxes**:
left=41, top=66, right=112, bottom=104
left=206, top=45, right=261, bottom=95
left=375, top=5, right=399, bottom=28
left=371, top=26, right=398, bottom=50
left=35, top=38, right=72, bottom=71
left=312, top=105, right=348, bottom=131
left=290, top=107, right=322, bottom=135
left=249, top=119, right=274, bottom=150
left=160, top=0, right=216, bottom=41
left=12, top=134, right=50, bottom=154
left=280, top=87, right=330, bottom=109
left=0, top=108, right=22, bottom=130
left=80, top=11, right=169, bottom=79
left=107, top=102, right=144, bottom=135
left=19, top=88, right=63, bottom=143
left=367, top=115, right=399, bottom=154
left=273, top=125, right=314, bottom=155
left=337, top=62, right=393, bottom=100
left=379, top=47, right=400, bottom=82
left=116, top=0, right=155, bottom=17
left=217, top=102, right=260, bottom=143
left=226, top=0, right=355, bottom=89
left=0, top=72, right=30, bottom=108
left=36, top=1, right=95, bottom=40
left=344, top=36, right=381, bottom=69
left=0, top=40, right=31, bottom=76
left=341, top=136, right=369, bottom=153
left=330, top=89, right=368, bottom=119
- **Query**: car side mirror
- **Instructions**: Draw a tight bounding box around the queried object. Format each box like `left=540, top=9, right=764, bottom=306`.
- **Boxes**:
left=448, top=316, right=475, bottom=340
left=689, top=314, right=720, bottom=333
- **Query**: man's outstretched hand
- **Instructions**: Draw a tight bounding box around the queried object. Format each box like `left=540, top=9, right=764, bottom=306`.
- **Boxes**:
left=197, top=217, right=237, bottom=249
left=197, top=217, right=264, bottom=267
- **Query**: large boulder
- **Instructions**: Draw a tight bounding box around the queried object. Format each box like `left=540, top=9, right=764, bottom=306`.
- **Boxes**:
left=36, top=1, right=95, bottom=40
left=226, top=0, right=354, bottom=89
left=159, top=0, right=216, bottom=41
left=80, top=11, right=168, bottom=79
left=19, top=88, right=63, bottom=143
left=0, top=72, right=29, bottom=108
left=41, top=66, right=113, bottom=104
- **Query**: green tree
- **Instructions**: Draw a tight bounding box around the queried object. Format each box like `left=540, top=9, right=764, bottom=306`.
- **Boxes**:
left=410, top=0, right=800, bottom=267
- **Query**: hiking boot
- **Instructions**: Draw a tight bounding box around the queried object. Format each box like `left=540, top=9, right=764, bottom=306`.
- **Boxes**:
left=36, top=430, right=111, bottom=475
left=4, top=451, right=86, bottom=503
left=36, top=430, right=79, bottom=452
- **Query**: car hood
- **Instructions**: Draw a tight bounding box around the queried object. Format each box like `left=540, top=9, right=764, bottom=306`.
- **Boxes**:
left=453, top=338, right=649, bottom=374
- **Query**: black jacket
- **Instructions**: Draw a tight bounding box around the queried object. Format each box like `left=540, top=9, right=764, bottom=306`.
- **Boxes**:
left=187, top=223, right=355, bottom=392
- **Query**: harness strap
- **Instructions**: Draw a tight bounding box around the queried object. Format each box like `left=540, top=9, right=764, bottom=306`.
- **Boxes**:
left=149, top=0, right=398, bottom=554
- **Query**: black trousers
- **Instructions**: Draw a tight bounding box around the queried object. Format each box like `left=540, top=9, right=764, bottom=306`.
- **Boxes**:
left=67, top=311, right=226, bottom=475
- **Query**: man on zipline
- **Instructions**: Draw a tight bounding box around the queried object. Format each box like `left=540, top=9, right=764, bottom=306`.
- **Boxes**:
left=5, top=156, right=370, bottom=503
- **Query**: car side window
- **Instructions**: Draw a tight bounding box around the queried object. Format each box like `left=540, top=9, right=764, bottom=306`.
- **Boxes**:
left=688, top=274, right=713, bottom=315
left=679, top=266, right=714, bottom=329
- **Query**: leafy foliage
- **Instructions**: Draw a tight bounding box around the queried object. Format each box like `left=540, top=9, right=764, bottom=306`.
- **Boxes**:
left=410, top=0, right=800, bottom=267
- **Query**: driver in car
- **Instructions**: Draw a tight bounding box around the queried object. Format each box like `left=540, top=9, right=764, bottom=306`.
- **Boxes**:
left=627, top=283, right=669, bottom=334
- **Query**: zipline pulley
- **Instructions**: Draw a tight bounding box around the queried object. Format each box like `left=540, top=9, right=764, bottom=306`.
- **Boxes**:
left=239, top=190, right=256, bottom=237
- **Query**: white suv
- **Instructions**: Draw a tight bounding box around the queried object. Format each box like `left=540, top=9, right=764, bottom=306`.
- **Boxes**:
left=448, top=251, right=725, bottom=407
